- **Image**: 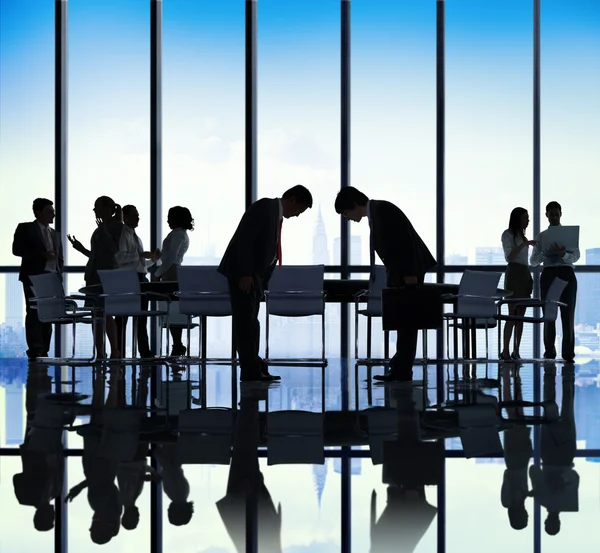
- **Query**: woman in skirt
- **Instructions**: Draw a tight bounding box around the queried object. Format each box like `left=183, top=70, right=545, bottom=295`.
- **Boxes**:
left=500, top=207, right=537, bottom=360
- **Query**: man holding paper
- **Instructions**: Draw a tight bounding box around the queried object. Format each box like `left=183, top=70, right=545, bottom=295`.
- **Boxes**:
left=530, top=201, right=580, bottom=362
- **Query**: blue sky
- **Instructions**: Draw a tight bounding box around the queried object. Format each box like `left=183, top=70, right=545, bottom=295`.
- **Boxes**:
left=0, top=0, right=598, bottom=348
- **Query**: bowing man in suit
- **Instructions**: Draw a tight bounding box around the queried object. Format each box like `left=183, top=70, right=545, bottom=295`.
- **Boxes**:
left=12, top=198, right=64, bottom=360
left=335, top=187, right=437, bottom=382
left=218, top=185, right=313, bottom=382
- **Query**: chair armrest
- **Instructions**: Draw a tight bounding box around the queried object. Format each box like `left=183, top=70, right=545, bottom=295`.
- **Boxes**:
left=68, top=294, right=88, bottom=301
left=443, top=293, right=504, bottom=301
left=353, top=289, right=370, bottom=300
left=173, top=291, right=229, bottom=297
left=144, top=291, right=172, bottom=302
left=497, top=298, right=567, bottom=308
left=264, top=291, right=326, bottom=296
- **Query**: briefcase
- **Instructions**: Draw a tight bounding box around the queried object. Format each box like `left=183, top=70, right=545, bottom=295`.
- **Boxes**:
left=382, top=286, right=443, bottom=331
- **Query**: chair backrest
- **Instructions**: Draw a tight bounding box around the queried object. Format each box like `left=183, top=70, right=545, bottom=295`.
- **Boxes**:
left=177, top=266, right=232, bottom=317
left=98, top=268, right=142, bottom=316
left=366, top=266, right=387, bottom=315
left=542, top=277, right=568, bottom=322
left=30, top=273, right=68, bottom=321
left=456, top=270, right=502, bottom=318
left=266, top=265, right=325, bottom=317
left=266, top=410, right=324, bottom=465
left=268, top=265, right=325, bottom=292
left=176, top=408, right=234, bottom=464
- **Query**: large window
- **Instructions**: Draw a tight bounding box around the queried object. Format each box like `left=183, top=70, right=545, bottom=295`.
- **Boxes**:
left=256, top=0, right=341, bottom=266
left=352, top=0, right=437, bottom=267
left=540, top=0, right=600, bottom=260
left=67, top=0, right=151, bottom=266
left=445, top=0, right=533, bottom=265
left=162, top=0, right=245, bottom=262
left=0, top=273, right=27, bottom=358
left=0, top=1, right=54, bottom=266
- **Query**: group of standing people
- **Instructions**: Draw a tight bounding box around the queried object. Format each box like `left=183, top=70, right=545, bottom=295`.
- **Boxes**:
left=12, top=190, right=578, bottom=378
left=13, top=196, right=194, bottom=360
left=500, top=201, right=579, bottom=363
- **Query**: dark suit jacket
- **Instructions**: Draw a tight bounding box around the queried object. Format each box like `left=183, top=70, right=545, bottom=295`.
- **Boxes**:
left=218, top=198, right=280, bottom=281
left=369, top=200, right=437, bottom=286
left=12, top=221, right=64, bottom=283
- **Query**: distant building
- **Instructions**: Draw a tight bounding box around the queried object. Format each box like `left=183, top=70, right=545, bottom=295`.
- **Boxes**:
left=333, top=236, right=362, bottom=267
left=475, top=247, right=505, bottom=266
left=5, top=273, right=23, bottom=329
left=313, top=206, right=330, bottom=265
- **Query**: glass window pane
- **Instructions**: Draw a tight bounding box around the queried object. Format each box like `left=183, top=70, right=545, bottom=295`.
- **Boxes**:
left=162, top=0, right=244, bottom=262
left=0, top=273, right=28, bottom=357
left=67, top=0, right=150, bottom=266
left=67, top=456, right=152, bottom=549
left=445, top=0, right=533, bottom=265
left=257, top=0, right=340, bottom=265
left=0, top=0, right=54, bottom=266
left=0, top=359, right=28, bottom=448
left=0, top=456, right=56, bottom=551
left=574, top=272, right=600, bottom=355
left=541, top=0, right=600, bottom=261
left=352, top=0, right=437, bottom=266
left=446, top=458, right=534, bottom=551
left=352, top=457, right=437, bottom=551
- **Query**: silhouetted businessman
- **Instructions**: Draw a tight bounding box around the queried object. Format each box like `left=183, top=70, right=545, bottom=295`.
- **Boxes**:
left=12, top=198, right=64, bottom=359
left=219, top=185, right=313, bottom=382
left=335, top=187, right=436, bottom=381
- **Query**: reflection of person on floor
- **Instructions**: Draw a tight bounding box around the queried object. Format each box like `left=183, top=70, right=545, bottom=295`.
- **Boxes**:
left=500, top=369, right=533, bottom=530
left=65, top=368, right=124, bottom=545
left=118, top=444, right=158, bottom=530
left=13, top=365, right=63, bottom=532
left=370, top=386, right=438, bottom=552
left=153, top=443, right=194, bottom=526
left=216, top=394, right=282, bottom=552
left=529, top=363, right=579, bottom=536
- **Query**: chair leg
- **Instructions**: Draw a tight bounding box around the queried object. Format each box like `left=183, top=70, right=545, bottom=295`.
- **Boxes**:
left=366, top=317, right=372, bottom=360
left=71, top=320, right=76, bottom=359
left=354, top=304, right=359, bottom=360
left=187, top=318, right=192, bottom=358
left=321, top=313, right=325, bottom=361
left=422, top=331, right=428, bottom=363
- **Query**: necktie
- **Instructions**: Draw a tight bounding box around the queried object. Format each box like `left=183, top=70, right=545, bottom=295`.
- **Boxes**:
left=277, top=219, right=283, bottom=267
left=45, top=227, right=53, bottom=251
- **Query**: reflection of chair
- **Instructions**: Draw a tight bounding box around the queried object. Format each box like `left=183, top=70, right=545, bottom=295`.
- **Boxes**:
left=176, top=408, right=234, bottom=464
left=98, top=268, right=171, bottom=360
left=495, top=277, right=568, bottom=359
left=366, top=408, right=397, bottom=465
left=99, top=408, right=143, bottom=461
left=265, top=265, right=326, bottom=364
left=29, top=272, right=102, bottom=364
left=266, top=410, right=324, bottom=465
left=174, top=266, right=235, bottom=363
left=453, top=399, right=504, bottom=458
left=443, top=270, right=502, bottom=360
left=354, top=266, right=390, bottom=362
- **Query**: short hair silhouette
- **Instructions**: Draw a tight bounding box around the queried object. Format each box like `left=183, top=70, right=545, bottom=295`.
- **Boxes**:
left=32, top=198, right=53, bottom=217
left=122, top=204, right=137, bottom=217
left=282, top=185, right=313, bottom=208
left=334, top=187, right=369, bottom=213
left=546, top=201, right=561, bottom=212
left=168, top=206, right=194, bottom=230
left=121, top=505, right=140, bottom=530
left=33, top=505, right=55, bottom=532
left=168, top=501, right=194, bottom=526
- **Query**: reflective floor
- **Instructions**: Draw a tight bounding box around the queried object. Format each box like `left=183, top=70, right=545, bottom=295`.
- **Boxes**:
left=1, top=358, right=599, bottom=552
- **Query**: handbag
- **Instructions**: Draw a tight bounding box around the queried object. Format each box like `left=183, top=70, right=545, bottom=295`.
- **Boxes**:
left=381, top=285, right=443, bottom=331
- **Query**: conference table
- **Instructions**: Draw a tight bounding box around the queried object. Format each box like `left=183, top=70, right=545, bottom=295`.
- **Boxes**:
left=79, top=280, right=509, bottom=362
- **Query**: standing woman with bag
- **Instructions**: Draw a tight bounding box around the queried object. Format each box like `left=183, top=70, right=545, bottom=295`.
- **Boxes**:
left=500, top=207, right=537, bottom=361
